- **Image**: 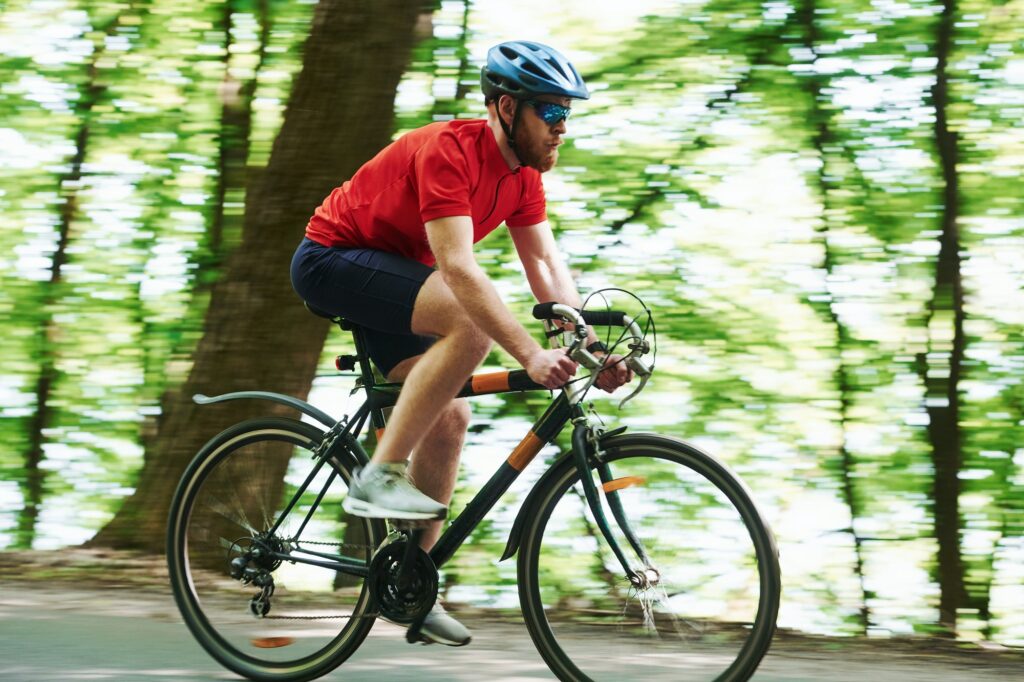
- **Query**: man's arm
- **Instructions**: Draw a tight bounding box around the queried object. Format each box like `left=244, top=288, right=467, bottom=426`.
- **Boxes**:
left=507, top=220, right=581, bottom=307
left=509, top=220, right=592, bottom=339
left=425, top=216, right=577, bottom=388
left=510, top=220, right=633, bottom=392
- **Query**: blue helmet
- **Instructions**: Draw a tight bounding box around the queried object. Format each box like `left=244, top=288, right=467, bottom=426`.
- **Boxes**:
left=481, top=41, right=590, bottom=102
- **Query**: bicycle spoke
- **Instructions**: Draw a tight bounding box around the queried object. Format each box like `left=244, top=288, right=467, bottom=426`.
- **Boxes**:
left=168, top=418, right=385, bottom=680
left=521, top=436, right=779, bottom=682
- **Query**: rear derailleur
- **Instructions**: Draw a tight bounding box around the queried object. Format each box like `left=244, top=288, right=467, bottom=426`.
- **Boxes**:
left=229, top=535, right=285, bottom=617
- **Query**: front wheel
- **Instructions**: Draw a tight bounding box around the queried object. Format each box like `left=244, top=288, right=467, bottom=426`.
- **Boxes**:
left=518, top=433, right=780, bottom=682
left=167, top=417, right=387, bottom=682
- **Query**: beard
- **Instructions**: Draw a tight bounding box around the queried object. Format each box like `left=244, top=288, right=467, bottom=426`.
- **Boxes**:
left=514, top=128, right=558, bottom=172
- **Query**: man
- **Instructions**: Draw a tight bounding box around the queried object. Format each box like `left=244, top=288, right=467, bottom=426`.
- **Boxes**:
left=290, top=41, right=632, bottom=646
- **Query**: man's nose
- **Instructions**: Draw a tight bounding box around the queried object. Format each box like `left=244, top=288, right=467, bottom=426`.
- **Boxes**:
left=552, top=118, right=567, bottom=134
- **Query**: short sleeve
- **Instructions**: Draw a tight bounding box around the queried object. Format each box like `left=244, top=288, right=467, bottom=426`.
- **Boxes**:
left=506, top=169, right=547, bottom=227
left=415, top=130, right=473, bottom=224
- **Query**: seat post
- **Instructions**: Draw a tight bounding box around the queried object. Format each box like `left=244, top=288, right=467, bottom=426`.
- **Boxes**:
left=344, top=323, right=387, bottom=433
left=346, top=324, right=375, bottom=388
left=303, top=301, right=387, bottom=433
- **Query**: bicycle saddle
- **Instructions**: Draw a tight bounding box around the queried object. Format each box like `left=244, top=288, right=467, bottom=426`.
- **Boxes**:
left=303, top=301, right=354, bottom=330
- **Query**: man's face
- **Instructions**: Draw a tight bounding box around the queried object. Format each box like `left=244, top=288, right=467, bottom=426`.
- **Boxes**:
left=510, top=95, right=571, bottom=172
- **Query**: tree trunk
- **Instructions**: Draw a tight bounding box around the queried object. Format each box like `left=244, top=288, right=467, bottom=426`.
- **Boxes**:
left=16, top=14, right=115, bottom=548
left=919, top=0, right=966, bottom=636
left=88, top=0, right=422, bottom=551
left=209, top=0, right=270, bottom=263
left=795, top=0, right=871, bottom=634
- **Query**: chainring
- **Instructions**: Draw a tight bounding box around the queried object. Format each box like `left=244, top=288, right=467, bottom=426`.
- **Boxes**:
left=367, top=538, right=438, bottom=624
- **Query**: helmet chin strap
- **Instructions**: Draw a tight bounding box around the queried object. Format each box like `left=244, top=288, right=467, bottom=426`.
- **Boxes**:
left=498, top=98, right=525, bottom=166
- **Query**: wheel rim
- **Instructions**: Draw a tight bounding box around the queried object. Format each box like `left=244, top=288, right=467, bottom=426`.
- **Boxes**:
left=169, top=423, right=380, bottom=675
left=523, top=440, right=778, bottom=682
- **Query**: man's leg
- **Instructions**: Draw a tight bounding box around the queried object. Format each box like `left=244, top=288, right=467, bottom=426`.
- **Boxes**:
left=370, top=273, right=484, bottom=647
left=370, top=271, right=491, bottom=469
left=405, top=400, right=470, bottom=549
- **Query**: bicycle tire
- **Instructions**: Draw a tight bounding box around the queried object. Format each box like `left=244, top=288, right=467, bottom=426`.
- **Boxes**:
left=167, top=417, right=386, bottom=682
left=518, top=432, right=780, bottom=682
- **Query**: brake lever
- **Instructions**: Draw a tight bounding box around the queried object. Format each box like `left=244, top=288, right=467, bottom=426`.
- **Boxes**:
left=617, top=372, right=650, bottom=409
left=616, top=356, right=652, bottom=409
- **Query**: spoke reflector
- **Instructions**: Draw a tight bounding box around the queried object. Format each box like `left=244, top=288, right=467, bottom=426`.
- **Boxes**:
left=602, top=476, right=645, bottom=493
left=251, top=637, right=295, bottom=648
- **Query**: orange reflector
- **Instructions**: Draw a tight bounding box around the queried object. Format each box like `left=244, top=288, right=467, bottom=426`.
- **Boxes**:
left=251, top=637, right=295, bottom=649
left=602, top=476, right=645, bottom=493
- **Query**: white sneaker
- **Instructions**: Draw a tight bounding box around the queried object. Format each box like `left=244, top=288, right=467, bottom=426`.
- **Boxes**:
left=416, top=603, right=472, bottom=647
left=343, top=462, right=447, bottom=520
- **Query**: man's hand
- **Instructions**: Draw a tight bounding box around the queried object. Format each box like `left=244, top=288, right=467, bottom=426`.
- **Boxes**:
left=594, top=353, right=634, bottom=393
left=525, top=349, right=578, bottom=389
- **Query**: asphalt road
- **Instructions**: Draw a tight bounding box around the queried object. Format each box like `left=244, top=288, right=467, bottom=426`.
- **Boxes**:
left=1, top=586, right=1021, bottom=681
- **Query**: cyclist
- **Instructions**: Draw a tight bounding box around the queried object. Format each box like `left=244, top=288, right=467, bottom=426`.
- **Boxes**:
left=290, top=40, right=632, bottom=645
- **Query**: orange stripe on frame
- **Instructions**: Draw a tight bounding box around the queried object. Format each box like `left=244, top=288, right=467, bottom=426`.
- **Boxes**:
left=471, top=371, right=510, bottom=394
left=375, top=428, right=385, bottom=442
left=602, top=476, right=645, bottom=493
left=507, top=431, right=544, bottom=471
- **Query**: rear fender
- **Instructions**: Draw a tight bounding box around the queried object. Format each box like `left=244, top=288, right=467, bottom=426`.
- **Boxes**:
left=193, top=391, right=337, bottom=431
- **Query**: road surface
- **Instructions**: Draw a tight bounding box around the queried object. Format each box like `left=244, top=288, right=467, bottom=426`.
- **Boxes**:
left=1, top=585, right=1021, bottom=681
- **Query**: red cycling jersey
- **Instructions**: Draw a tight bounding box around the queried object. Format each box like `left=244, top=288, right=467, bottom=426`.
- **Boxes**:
left=305, top=119, right=547, bottom=267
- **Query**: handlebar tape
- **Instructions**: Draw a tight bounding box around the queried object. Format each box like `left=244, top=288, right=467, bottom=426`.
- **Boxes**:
left=531, top=302, right=627, bottom=327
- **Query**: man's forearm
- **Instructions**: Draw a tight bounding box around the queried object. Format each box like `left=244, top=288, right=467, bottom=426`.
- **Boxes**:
left=525, top=257, right=602, bottom=345
left=441, top=264, right=542, bottom=364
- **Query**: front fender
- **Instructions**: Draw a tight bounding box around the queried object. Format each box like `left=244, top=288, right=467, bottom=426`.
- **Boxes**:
left=500, top=427, right=632, bottom=562
left=193, top=391, right=338, bottom=430
left=499, top=451, right=576, bottom=561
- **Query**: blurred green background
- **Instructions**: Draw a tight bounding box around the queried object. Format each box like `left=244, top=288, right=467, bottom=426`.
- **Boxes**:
left=1, top=0, right=1021, bottom=647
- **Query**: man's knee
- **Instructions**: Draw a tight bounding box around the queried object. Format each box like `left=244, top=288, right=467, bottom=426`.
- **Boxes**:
left=436, top=398, right=471, bottom=434
left=452, top=324, right=492, bottom=363
left=411, top=274, right=494, bottom=353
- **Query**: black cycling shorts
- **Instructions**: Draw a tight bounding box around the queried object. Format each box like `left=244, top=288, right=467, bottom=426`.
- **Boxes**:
left=290, top=237, right=435, bottom=377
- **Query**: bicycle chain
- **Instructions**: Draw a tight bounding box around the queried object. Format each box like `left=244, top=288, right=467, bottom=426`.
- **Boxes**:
left=259, top=539, right=381, bottom=621
left=291, top=538, right=376, bottom=552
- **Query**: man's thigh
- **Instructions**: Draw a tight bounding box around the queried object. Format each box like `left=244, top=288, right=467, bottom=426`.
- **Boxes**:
left=290, top=239, right=435, bottom=375
left=408, top=270, right=476, bottom=337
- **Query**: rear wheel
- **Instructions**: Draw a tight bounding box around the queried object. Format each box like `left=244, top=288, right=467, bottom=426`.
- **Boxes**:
left=519, top=433, right=780, bottom=682
left=167, top=417, right=386, bottom=682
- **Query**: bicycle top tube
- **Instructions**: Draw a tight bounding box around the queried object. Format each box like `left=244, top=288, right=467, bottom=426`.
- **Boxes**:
left=303, top=296, right=654, bottom=415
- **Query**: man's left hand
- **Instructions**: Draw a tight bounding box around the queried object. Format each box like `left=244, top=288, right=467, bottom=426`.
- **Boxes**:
left=594, top=353, right=634, bottom=393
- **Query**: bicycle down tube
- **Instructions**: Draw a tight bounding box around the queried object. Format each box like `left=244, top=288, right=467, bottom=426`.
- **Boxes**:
left=255, top=371, right=647, bottom=580
left=252, top=304, right=651, bottom=582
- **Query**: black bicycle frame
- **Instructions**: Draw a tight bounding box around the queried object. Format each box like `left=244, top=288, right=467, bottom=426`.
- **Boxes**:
left=259, top=319, right=646, bottom=579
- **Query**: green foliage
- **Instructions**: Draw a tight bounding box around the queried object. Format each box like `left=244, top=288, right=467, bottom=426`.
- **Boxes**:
left=1, top=0, right=1022, bottom=643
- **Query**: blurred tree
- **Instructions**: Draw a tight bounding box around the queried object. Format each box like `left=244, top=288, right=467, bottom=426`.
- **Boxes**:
left=88, top=0, right=422, bottom=550
left=14, top=7, right=126, bottom=548
left=918, top=0, right=966, bottom=636
left=792, top=0, right=871, bottom=634
left=209, top=0, right=270, bottom=266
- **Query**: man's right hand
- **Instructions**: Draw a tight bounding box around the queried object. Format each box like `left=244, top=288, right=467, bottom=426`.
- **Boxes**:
left=525, top=348, right=578, bottom=389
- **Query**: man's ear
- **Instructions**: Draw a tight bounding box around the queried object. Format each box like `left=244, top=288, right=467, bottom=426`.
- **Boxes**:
left=499, top=95, right=517, bottom=126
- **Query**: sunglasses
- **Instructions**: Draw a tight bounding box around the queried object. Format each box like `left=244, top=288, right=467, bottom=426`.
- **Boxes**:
left=522, top=99, right=572, bottom=126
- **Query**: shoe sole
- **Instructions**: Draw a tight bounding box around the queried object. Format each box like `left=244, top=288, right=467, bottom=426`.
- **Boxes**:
left=415, top=633, right=472, bottom=647
left=342, top=496, right=446, bottom=521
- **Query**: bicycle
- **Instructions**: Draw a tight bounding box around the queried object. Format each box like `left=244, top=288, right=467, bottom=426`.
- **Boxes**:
left=166, top=293, right=781, bottom=682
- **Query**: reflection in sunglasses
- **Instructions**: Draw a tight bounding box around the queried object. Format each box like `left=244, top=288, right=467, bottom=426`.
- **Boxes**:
left=523, top=99, right=572, bottom=125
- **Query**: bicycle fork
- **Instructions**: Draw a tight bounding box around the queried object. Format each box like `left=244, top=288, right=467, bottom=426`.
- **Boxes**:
left=569, top=407, right=658, bottom=588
